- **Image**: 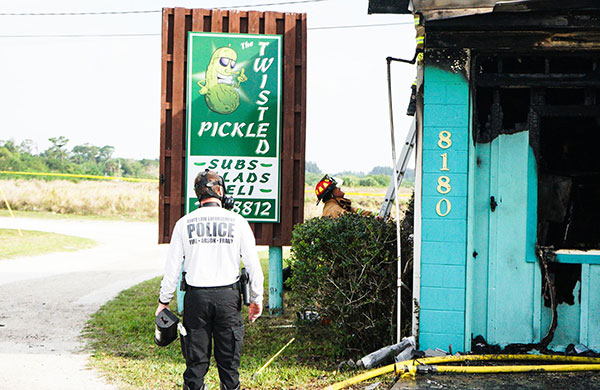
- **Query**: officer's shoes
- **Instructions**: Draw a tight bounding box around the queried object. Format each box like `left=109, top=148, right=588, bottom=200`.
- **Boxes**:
left=182, top=384, right=206, bottom=390
left=182, top=382, right=240, bottom=390
left=220, top=384, right=240, bottom=390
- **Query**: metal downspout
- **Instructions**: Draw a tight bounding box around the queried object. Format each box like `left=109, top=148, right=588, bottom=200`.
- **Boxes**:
left=413, top=82, right=423, bottom=343
left=386, top=52, right=417, bottom=343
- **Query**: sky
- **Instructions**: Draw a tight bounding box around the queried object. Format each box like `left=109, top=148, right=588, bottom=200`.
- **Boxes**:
left=0, top=0, right=416, bottom=174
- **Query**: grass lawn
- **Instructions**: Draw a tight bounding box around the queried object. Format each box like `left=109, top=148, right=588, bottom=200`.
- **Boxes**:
left=84, top=255, right=392, bottom=389
left=0, top=228, right=97, bottom=259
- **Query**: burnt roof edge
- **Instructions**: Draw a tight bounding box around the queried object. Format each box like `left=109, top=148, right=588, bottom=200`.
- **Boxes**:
left=368, top=0, right=600, bottom=21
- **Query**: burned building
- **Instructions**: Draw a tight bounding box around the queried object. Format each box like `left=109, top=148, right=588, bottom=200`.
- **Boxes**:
left=370, top=1, right=600, bottom=352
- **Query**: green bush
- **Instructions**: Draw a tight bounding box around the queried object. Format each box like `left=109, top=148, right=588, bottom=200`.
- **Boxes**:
left=337, top=175, right=357, bottom=187
left=358, top=176, right=378, bottom=187
left=371, top=174, right=391, bottom=187
left=289, top=213, right=408, bottom=359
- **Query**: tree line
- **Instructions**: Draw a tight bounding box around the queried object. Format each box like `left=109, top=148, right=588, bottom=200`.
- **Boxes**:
left=305, top=161, right=415, bottom=188
left=0, top=137, right=158, bottom=179
left=0, top=137, right=413, bottom=187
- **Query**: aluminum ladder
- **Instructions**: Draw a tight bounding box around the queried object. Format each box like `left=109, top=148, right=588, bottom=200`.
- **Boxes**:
left=379, top=118, right=416, bottom=219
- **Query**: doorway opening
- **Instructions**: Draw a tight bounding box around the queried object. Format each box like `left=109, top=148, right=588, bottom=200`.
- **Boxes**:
left=473, top=54, right=600, bottom=306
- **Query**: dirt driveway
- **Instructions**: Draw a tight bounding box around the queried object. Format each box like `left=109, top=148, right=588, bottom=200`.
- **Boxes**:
left=0, top=216, right=168, bottom=389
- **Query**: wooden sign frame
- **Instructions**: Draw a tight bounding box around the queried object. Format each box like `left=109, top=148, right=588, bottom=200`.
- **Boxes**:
left=159, top=8, right=307, bottom=245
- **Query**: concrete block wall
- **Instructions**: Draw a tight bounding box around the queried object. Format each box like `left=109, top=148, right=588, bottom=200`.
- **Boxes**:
left=419, top=66, right=470, bottom=351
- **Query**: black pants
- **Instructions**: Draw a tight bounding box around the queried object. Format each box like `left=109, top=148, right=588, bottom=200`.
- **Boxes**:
left=181, top=287, right=244, bottom=390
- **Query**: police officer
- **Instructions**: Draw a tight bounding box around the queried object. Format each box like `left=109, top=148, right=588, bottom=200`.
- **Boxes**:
left=156, top=170, right=264, bottom=390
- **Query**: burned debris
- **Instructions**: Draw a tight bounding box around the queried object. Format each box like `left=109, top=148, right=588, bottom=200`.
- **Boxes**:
left=472, top=54, right=600, bottom=251
left=472, top=53, right=600, bottom=307
left=539, top=115, right=600, bottom=251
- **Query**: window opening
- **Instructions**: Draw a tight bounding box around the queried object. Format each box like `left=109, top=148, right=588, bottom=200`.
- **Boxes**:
left=500, top=88, right=530, bottom=130
left=538, top=117, right=600, bottom=250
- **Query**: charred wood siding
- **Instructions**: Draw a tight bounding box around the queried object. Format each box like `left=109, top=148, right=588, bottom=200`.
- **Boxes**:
left=471, top=54, right=600, bottom=146
left=159, top=8, right=307, bottom=245
left=368, top=0, right=410, bottom=14
left=426, top=12, right=600, bottom=51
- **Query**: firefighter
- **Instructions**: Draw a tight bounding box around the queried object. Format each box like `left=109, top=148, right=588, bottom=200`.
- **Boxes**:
left=315, top=174, right=378, bottom=218
left=156, top=169, right=264, bottom=390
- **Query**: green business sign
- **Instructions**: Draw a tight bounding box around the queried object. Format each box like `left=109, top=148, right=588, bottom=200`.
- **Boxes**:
left=185, top=32, right=282, bottom=222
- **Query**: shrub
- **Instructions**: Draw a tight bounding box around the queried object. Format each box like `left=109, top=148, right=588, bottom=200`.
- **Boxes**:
left=371, top=174, right=391, bottom=187
left=289, top=212, right=412, bottom=359
left=337, top=175, right=357, bottom=187
left=358, top=176, right=378, bottom=187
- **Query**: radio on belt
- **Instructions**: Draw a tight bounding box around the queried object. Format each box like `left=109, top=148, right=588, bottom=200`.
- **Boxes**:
left=240, top=267, right=251, bottom=306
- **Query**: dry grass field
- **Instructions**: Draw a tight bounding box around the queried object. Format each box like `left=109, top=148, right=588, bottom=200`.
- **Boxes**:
left=0, top=179, right=158, bottom=220
left=0, top=179, right=412, bottom=221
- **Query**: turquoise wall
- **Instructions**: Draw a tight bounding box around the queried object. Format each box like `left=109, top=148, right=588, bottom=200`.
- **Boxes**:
left=468, top=132, right=540, bottom=345
left=419, top=66, right=470, bottom=351
left=581, top=265, right=600, bottom=349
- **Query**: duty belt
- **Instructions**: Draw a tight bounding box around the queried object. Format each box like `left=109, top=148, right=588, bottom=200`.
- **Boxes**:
left=187, top=282, right=239, bottom=291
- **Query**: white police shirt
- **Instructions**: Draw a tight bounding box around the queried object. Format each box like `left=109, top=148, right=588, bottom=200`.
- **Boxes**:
left=159, top=204, right=264, bottom=305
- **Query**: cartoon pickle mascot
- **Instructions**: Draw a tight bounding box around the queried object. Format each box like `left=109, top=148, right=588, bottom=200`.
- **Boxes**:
left=198, top=46, right=248, bottom=115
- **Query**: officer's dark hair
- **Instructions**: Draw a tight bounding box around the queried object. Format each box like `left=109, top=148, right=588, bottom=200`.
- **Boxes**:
left=194, top=169, right=226, bottom=202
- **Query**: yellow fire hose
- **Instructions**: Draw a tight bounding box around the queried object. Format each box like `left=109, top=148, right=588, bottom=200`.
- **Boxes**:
left=325, top=354, right=600, bottom=390
left=326, top=362, right=399, bottom=390
left=423, top=364, right=600, bottom=374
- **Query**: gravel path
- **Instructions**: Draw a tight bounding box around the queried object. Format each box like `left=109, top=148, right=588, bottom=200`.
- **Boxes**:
left=0, top=216, right=168, bottom=389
